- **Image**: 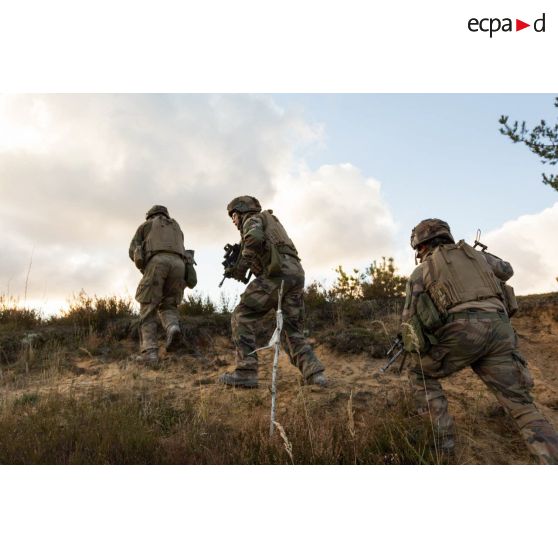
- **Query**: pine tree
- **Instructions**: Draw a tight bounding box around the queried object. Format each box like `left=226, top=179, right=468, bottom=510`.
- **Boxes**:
left=499, top=97, right=558, bottom=192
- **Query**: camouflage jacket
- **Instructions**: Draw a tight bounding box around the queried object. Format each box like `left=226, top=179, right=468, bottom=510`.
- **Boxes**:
left=129, top=220, right=151, bottom=262
left=237, top=212, right=302, bottom=278
left=402, top=245, right=513, bottom=324
left=234, top=213, right=267, bottom=276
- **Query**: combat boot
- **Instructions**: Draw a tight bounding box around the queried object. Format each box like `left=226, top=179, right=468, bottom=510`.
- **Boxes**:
left=304, top=371, right=327, bottom=387
left=165, top=324, right=183, bottom=352
left=135, top=349, right=159, bottom=366
left=218, top=370, right=259, bottom=388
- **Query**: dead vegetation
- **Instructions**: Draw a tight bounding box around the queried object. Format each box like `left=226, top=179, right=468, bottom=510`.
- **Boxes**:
left=0, top=382, right=446, bottom=465
left=0, top=288, right=557, bottom=464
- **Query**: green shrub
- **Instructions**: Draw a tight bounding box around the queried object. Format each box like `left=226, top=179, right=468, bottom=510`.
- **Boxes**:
left=361, top=257, right=407, bottom=299
left=329, top=257, right=408, bottom=301
left=179, top=293, right=216, bottom=317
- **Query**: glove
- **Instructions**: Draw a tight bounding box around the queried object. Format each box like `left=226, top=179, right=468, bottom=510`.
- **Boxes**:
left=243, top=252, right=263, bottom=277
left=248, top=260, right=263, bottom=276
left=226, top=264, right=249, bottom=282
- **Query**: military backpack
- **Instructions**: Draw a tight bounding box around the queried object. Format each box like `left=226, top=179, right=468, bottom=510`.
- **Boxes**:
left=423, top=240, right=504, bottom=314
left=144, top=215, right=186, bottom=260
left=259, top=210, right=299, bottom=276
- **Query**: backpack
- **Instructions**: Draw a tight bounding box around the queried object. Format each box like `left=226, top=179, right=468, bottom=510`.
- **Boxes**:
left=259, top=210, right=299, bottom=276
left=423, top=241, right=504, bottom=313
left=144, top=215, right=186, bottom=259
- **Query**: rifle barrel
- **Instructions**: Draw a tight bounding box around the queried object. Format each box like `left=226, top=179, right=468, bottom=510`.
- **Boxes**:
left=379, top=347, right=404, bottom=373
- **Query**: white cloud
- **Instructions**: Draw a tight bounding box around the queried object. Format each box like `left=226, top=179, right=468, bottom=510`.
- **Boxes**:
left=271, top=164, right=396, bottom=278
left=0, top=94, right=320, bottom=242
left=0, top=94, right=397, bottom=312
left=4, top=93, right=552, bottom=311
left=484, top=203, right=558, bottom=295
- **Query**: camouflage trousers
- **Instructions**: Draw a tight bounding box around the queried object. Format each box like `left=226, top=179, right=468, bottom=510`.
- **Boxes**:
left=409, top=310, right=558, bottom=464
left=231, top=273, right=324, bottom=380
left=135, top=253, right=185, bottom=352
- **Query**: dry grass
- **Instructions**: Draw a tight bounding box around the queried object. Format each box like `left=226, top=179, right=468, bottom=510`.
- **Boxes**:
left=0, top=295, right=43, bottom=330
left=55, top=291, right=136, bottom=332
left=0, top=291, right=554, bottom=464
left=0, top=380, right=450, bottom=465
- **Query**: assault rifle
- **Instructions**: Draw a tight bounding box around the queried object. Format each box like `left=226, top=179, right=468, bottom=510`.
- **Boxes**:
left=379, top=334, right=406, bottom=373
left=219, top=243, right=252, bottom=287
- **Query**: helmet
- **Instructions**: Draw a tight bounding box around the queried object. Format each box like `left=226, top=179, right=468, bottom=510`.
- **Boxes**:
left=410, top=218, right=454, bottom=249
left=146, top=205, right=170, bottom=219
left=227, top=196, right=261, bottom=216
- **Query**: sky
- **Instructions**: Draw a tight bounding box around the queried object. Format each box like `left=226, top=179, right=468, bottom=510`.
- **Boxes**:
left=0, top=4, right=556, bottom=545
left=0, top=93, right=556, bottom=315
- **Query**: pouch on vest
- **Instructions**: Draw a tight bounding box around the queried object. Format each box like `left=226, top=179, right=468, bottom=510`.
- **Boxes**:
left=416, top=292, right=444, bottom=332
left=501, top=282, right=518, bottom=317
left=267, top=244, right=282, bottom=276
left=133, top=245, right=145, bottom=272
left=260, top=210, right=299, bottom=276
left=184, top=249, right=198, bottom=289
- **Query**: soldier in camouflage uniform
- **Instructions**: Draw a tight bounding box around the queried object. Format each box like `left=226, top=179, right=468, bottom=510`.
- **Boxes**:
left=401, top=218, right=558, bottom=464
left=129, top=205, right=187, bottom=364
left=219, top=196, right=326, bottom=388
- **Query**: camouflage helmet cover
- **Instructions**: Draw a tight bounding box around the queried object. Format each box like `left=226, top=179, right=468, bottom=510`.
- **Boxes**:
left=227, top=196, right=262, bottom=216
left=410, top=218, right=455, bottom=249
left=146, top=205, right=170, bottom=219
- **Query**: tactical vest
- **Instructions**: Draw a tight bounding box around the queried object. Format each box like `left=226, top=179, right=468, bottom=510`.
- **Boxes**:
left=422, top=241, right=503, bottom=313
left=260, top=210, right=299, bottom=258
left=144, top=216, right=186, bottom=259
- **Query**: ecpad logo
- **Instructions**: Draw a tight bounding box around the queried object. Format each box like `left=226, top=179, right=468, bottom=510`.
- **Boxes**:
left=468, top=13, right=546, bottom=37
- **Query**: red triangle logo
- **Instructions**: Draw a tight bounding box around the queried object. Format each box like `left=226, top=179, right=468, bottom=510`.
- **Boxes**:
left=516, top=19, right=530, bottom=31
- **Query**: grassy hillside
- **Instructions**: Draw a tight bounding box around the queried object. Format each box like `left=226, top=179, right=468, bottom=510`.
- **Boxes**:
left=1, top=292, right=557, bottom=464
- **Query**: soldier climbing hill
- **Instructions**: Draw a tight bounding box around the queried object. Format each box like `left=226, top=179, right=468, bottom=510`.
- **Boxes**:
left=219, top=196, right=327, bottom=388
left=129, top=205, right=193, bottom=365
